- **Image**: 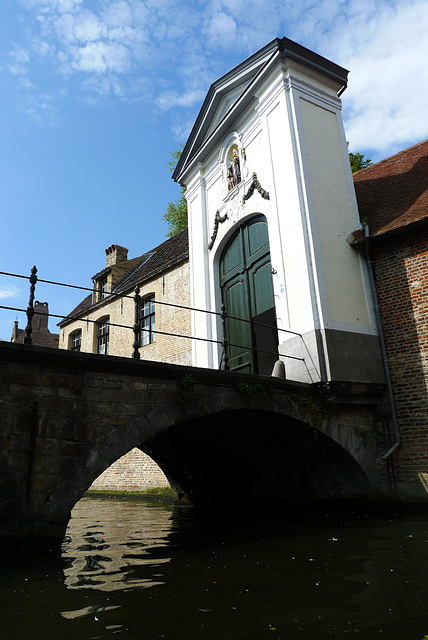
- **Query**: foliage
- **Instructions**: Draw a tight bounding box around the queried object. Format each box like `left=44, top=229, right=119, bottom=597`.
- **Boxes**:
left=236, top=380, right=267, bottom=397
left=163, top=147, right=188, bottom=237
left=235, top=380, right=274, bottom=405
left=347, top=142, right=373, bottom=173
left=85, top=487, right=177, bottom=499
left=141, top=486, right=177, bottom=498
left=290, top=388, right=333, bottom=430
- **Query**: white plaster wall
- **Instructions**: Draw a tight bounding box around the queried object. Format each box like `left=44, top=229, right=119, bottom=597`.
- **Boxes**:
left=298, top=97, right=371, bottom=327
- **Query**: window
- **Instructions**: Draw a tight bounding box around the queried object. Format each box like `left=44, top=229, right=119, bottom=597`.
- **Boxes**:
left=99, top=276, right=108, bottom=300
left=139, top=296, right=155, bottom=346
left=70, top=330, right=81, bottom=352
left=97, top=317, right=109, bottom=354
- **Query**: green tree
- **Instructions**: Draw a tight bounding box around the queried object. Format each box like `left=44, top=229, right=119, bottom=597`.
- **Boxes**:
left=163, top=148, right=188, bottom=237
left=347, top=142, right=373, bottom=173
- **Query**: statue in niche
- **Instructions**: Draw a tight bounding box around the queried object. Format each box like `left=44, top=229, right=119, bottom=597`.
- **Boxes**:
left=227, top=166, right=234, bottom=191
left=232, top=148, right=241, bottom=186
left=226, top=146, right=242, bottom=192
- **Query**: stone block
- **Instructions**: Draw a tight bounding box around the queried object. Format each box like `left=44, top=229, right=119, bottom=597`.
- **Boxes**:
left=83, top=447, right=110, bottom=477
left=134, top=415, right=159, bottom=443
left=95, top=431, right=131, bottom=465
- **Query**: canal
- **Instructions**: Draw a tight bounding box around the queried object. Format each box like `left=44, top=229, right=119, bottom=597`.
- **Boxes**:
left=1, top=496, right=427, bottom=639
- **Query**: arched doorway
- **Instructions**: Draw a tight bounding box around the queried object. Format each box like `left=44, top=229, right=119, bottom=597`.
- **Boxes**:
left=220, top=215, right=278, bottom=374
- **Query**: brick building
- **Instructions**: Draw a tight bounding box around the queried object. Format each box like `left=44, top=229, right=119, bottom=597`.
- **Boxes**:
left=352, top=139, right=428, bottom=498
left=59, top=229, right=191, bottom=365
left=11, top=301, right=58, bottom=349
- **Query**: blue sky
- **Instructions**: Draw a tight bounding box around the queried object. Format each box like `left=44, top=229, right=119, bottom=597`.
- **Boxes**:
left=1, top=0, right=428, bottom=340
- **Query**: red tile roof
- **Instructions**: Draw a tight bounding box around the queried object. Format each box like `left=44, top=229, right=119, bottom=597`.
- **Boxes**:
left=353, top=139, right=428, bottom=237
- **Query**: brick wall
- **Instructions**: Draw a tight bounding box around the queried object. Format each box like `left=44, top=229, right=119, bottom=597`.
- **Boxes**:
left=373, top=227, right=428, bottom=490
left=90, top=448, right=170, bottom=491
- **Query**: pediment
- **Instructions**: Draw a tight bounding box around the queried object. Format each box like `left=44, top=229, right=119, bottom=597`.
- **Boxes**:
left=173, top=37, right=348, bottom=185
left=205, top=80, right=252, bottom=138
left=173, top=39, right=281, bottom=184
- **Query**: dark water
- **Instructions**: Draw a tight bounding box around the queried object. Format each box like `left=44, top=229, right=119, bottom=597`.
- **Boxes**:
left=1, top=497, right=428, bottom=640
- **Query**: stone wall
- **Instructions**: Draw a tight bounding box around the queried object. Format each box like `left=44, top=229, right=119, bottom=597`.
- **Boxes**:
left=373, top=227, right=428, bottom=495
left=89, top=448, right=169, bottom=491
left=0, top=342, right=394, bottom=542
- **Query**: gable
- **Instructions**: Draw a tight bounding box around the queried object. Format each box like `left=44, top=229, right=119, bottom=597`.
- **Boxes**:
left=173, top=36, right=348, bottom=186
left=205, top=80, right=252, bottom=138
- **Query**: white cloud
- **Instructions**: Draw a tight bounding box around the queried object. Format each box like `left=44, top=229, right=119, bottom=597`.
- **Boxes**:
left=8, top=45, right=30, bottom=75
left=337, top=0, right=428, bottom=155
left=0, top=285, right=20, bottom=300
left=172, top=119, right=194, bottom=141
left=102, top=0, right=133, bottom=29
left=73, top=9, right=104, bottom=42
left=23, top=92, right=59, bottom=125
left=10, top=0, right=428, bottom=156
left=22, top=0, right=84, bottom=11
left=70, top=40, right=133, bottom=73
left=20, top=77, right=36, bottom=88
left=203, top=11, right=237, bottom=49
left=156, top=88, right=206, bottom=112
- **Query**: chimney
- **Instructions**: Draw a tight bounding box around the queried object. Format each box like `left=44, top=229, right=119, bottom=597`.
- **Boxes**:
left=11, top=319, right=19, bottom=342
left=105, top=244, right=128, bottom=267
left=33, top=301, right=49, bottom=330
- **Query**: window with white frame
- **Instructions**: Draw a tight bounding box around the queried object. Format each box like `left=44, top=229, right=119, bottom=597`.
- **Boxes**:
left=97, top=317, right=109, bottom=354
left=99, top=276, right=108, bottom=300
left=139, top=295, right=156, bottom=346
left=69, top=329, right=81, bottom=352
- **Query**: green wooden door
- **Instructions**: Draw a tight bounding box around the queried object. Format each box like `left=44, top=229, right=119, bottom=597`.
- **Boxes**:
left=220, top=215, right=277, bottom=374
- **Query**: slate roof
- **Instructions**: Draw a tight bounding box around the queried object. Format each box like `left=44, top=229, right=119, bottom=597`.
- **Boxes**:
left=353, top=139, right=428, bottom=238
left=60, top=229, right=188, bottom=324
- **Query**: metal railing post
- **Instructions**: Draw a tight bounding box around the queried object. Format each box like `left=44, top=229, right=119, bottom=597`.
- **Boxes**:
left=132, top=285, right=141, bottom=359
left=24, top=266, right=38, bottom=345
left=220, top=303, right=229, bottom=371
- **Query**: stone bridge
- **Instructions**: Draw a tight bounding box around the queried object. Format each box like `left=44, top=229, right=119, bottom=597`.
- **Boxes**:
left=0, top=342, right=391, bottom=546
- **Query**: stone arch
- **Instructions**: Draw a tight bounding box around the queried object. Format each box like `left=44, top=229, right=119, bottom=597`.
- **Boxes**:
left=39, top=389, right=378, bottom=540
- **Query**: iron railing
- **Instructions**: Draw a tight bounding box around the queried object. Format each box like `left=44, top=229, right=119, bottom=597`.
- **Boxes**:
left=0, top=267, right=320, bottom=380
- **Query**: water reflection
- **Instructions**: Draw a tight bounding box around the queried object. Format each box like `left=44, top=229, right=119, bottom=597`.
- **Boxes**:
left=62, top=497, right=174, bottom=591
left=1, top=497, right=428, bottom=640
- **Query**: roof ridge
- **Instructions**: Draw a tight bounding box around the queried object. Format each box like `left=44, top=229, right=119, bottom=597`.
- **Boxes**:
left=354, top=138, right=428, bottom=176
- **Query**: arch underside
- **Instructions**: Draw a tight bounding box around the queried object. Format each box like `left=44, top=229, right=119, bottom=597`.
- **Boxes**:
left=144, top=410, right=371, bottom=507
left=41, top=401, right=375, bottom=541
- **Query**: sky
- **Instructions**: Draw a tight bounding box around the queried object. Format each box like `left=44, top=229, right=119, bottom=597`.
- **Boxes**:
left=1, top=0, right=428, bottom=340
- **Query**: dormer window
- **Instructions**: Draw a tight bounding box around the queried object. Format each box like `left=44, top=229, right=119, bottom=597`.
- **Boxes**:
left=226, top=144, right=241, bottom=192
left=99, top=276, right=108, bottom=300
